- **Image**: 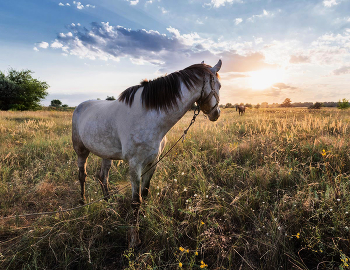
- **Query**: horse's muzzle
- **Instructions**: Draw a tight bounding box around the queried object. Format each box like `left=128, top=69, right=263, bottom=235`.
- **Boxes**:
left=208, top=108, right=220, bottom=121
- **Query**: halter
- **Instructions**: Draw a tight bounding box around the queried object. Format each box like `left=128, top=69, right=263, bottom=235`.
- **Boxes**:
left=197, top=73, right=220, bottom=115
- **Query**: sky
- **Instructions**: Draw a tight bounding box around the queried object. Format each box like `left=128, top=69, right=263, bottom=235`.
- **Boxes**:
left=0, top=0, right=350, bottom=106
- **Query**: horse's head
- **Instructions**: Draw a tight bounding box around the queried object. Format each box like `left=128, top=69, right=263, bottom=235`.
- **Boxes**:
left=199, top=60, right=222, bottom=121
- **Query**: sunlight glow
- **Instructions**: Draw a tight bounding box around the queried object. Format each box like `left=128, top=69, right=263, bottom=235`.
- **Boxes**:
left=249, top=69, right=284, bottom=90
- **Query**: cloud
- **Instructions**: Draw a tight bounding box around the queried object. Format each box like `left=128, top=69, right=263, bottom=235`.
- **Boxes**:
left=128, top=0, right=139, bottom=5
left=38, top=42, right=49, bottom=49
left=235, top=18, right=242, bottom=25
left=159, top=7, right=168, bottom=14
left=289, top=54, right=311, bottom=64
left=333, top=66, right=350, bottom=75
left=254, top=37, right=263, bottom=44
left=218, top=51, right=278, bottom=72
left=248, top=9, right=273, bottom=22
left=261, top=83, right=298, bottom=97
left=33, top=47, right=39, bottom=51
left=323, top=0, right=338, bottom=7
left=310, top=29, right=350, bottom=64
left=42, top=22, right=276, bottom=73
left=209, top=0, right=243, bottom=8
left=272, top=83, right=297, bottom=90
left=59, top=1, right=95, bottom=9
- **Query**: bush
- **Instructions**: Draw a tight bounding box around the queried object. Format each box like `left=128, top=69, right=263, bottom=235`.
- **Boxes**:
left=337, top=98, right=350, bottom=109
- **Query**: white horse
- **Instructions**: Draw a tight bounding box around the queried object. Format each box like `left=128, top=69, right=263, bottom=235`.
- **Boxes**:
left=72, top=60, right=222, bottom=247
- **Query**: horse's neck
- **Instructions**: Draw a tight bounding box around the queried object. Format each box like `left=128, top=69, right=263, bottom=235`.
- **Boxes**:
left=156, top=82, right=201, bottom=136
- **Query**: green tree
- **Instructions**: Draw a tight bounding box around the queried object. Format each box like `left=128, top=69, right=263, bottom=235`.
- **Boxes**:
left=0, top=68, right=49, bottom=110
left=337, top=98, right=350, bottom=109
left=50, top=99, right=62, bottom=107
left=106, top=96, right=116, bottom=100
left=281, top=98, right=292, bottom=107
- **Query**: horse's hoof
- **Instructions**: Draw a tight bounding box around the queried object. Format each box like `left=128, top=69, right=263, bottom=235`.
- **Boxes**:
left=128, top=227, right=141, bottom=248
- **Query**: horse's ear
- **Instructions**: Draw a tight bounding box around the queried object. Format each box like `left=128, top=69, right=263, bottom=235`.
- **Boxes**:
left=201, top=61, right=205, bottom=64
left=210, top=59, right=222, bottom=73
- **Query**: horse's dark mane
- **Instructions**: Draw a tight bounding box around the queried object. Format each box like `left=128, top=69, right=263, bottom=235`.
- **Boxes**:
left=118, top=64, right=217, bottom=111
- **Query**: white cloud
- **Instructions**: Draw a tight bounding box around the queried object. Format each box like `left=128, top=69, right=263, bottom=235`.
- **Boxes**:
left=160, top=7, right=168, bottom=14
left=51, top=40, right=64, bottom=49
left=59, top=2, right=65, bottom=6
left=235, top=18, right=243, bottom=25
left=70, top=1, right=95, bottom=9
left=209, top=0, right=243, bottom=8
left=248, top=9, right=273, bottom=22
left=33, top=47, right=39, bottom=51
left=310, top=29, right=350, bottom=64
left=254, top=37, right=263, bottom=44
left=323, top=0, right=338, bottom=7
left=129, top=0, right=139, bottom=5
left=74, top=1, right=84, bottom=9
left=38, top=42, right=49, bottom=49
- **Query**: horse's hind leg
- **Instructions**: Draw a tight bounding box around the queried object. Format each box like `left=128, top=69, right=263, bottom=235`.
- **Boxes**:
left=98, top=159, right=112, bottom=199
left=128, top=161, right=143, bottom=248
left=77, top=150, right=90, bottom=204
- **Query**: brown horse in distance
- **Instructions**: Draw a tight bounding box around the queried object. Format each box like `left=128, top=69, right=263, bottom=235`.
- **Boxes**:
left=236, top=105, right=245, bottom=116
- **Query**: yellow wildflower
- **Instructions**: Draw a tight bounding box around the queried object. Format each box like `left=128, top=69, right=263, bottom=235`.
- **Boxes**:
left=185, top=249, right=189, bottom=253
left=179, top=247, right=184, bottom=252
left=200, top=261, right=208, bottom=268
left=296, top=233, right=300, bottom=239
left=201, top=221, right=205, bottom=225
left=179, top=262, right=183, bottom=268
left=195, top=251, right=198, bottom=256
left=322, top=149, right=326, bottom=156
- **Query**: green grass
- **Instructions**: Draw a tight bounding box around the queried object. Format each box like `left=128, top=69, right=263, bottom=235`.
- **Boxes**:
left=0, top=108, right=350, bottom=269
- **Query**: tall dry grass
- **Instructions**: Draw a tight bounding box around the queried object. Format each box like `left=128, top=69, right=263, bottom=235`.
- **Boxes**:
left=0, top=108, right=349, bottom=269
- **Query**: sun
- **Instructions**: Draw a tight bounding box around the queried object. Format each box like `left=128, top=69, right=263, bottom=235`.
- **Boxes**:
left=249, top=69, right=284, bottom=90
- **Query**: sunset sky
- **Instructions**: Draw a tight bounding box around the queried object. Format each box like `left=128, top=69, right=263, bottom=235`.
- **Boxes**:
left=1, top=0, right=350, bottom=106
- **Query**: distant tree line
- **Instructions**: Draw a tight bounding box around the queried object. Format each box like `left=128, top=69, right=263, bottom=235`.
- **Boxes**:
left=222, top=98, right=349, bottom=110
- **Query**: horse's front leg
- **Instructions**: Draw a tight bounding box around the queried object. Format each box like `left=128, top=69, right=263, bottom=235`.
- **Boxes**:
left=141, top=162, right=157, bottom=198
left=128, top=162, right=142, bottom=248
left=141, top=138, right=166, bottom=198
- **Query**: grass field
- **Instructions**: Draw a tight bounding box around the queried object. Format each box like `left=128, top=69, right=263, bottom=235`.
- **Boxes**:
left=0, top=108, right=350, bottom=269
